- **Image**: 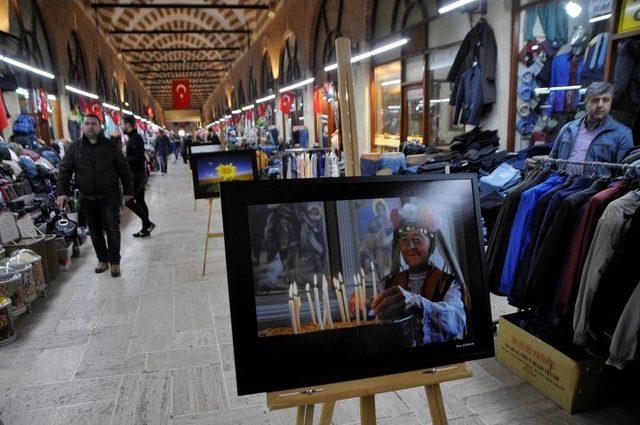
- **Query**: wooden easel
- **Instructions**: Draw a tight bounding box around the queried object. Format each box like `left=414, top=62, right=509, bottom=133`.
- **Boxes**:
left=267, top=363, right=472, bottom=425
left=202, top=198, right=223, bottom=275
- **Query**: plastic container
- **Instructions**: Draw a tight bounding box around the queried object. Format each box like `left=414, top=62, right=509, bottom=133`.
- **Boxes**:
left=0, top=295, right=16, bottom=346
left=1, top=257, right=36, bottom=305
left=12, top=249, right=45, bottom=293
left=0, top=265, right=26, bottom=317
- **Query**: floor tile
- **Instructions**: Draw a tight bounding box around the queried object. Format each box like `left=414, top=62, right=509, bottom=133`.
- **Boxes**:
left=111, top=372, right=171, bottom=425
left=52, top=400, right=114, bottom=425
left=145, top=346, right=220, bottom=372
left=171, top=364, right=227, bottom=416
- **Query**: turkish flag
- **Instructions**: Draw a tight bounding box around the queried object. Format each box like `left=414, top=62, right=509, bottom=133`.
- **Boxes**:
left=108, top=109, right=120, bottom=126
left=257, top=103, right=267, bottom=117
left=172, top=79, right=191, bottom=109
left=38, top=89, right=49, bottom=121
left=88, top=100, right=104, bottom=123
left=0, top=90, right=9, bottom=130
left=279, top=92, right=295, bottom=115
left=245, top=109, right=253, bottom=120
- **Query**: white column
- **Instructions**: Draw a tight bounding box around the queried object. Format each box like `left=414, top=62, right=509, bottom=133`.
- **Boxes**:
left=303, top=85, right=315, bottom=147
left=3, top=91, right=20, bottom=140
left=58, top=94, right=72, bottom=140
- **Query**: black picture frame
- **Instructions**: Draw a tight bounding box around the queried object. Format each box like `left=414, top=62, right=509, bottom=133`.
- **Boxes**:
left=190, top=150, right=258, bottom=199
left=220, top=175, right=494, bottom=395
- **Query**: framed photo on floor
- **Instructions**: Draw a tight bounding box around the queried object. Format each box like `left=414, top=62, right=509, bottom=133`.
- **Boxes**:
left=190, top=150, right=258, bottom=199
left=220, top=175, right=494, bottom=395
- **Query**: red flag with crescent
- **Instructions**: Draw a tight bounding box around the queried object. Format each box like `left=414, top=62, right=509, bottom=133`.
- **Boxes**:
left=172, top=79, right=191, bottom=109
left=279, top=92, right=295, bottom=115
left=88, top=100, right=104, bottom=123
left=38, top=89, right=49, bottom=121
left=257, top=103, right=267, bottom=117
left=108, top=109, right=120, bottom=126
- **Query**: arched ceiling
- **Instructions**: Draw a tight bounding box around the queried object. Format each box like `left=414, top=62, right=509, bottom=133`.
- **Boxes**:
left=86, top=0, right=278, bottom=110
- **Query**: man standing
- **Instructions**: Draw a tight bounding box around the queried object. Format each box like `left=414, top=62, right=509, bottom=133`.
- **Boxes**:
left=155, top=130, right=171, bottom=174
left=122, top=114, right=155, bottom=238
left=57, top=114, right=133, bottom=277
left=550, top=82, right=634, bottom=174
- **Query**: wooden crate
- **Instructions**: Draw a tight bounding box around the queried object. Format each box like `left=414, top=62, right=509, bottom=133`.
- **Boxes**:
left=496, top=313, right=605, bottom=413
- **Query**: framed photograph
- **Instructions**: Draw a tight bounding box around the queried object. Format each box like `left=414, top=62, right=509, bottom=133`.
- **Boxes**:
left=190, top=150, right=258, bottom=199
left=221, top=175, right=494, bottom=395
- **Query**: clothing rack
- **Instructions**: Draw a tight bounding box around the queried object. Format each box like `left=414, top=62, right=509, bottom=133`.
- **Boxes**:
left=535, top=157, right=639, bottom=171
left=284, top=147, right=336, bottom=153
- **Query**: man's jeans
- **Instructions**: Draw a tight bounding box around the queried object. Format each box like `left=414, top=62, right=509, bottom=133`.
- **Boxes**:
left=81, top=194, right=122, bottom=264
left=158, top=154, right=168, bottom=173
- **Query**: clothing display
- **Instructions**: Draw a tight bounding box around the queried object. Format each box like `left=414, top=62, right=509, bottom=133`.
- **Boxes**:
left=448, top=18, right=497, bottom=124
left=281, top=149, right=338, bottom=179
left=523, top=3, right=568, bottom=46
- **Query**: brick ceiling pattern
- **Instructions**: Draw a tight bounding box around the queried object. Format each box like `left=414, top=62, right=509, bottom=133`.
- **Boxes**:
left=88, top=0, right=277, bottom=109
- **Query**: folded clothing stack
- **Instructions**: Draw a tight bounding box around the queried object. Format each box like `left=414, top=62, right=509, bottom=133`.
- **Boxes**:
left=450, top=127, right=500, bottom=163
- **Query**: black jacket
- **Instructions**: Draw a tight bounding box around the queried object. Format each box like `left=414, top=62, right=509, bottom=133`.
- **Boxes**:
left=447, top=18, right=497, bottom=106
left=125, top=130, right=147, bottom=174
left=58, top=134, right=133, bottom=199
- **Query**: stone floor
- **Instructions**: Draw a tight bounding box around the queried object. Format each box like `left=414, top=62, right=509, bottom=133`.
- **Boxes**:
left=0, top=160, right=638, bottom=425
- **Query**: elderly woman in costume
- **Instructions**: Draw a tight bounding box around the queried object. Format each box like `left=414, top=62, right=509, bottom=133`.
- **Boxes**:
left=371, top=204, right=468, bottom=345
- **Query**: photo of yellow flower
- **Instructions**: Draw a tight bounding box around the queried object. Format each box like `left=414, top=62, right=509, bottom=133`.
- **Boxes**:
left=217, top=163, right=238, bottom=181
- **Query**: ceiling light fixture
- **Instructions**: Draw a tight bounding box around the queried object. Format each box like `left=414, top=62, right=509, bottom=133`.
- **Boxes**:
left=121, top=109, right=133, bottom=115
left=65, top=85, right=99, bottom=99
left=102, top=102, right=120, bottom=111
left=241, top=105, right=255, bottom=111
left=232, top=109, right=242, bottom=114
left=324, top=38, right=409, bottom=72
left=565, top=1, right=582, bottom=18
left=438, top=0, right=478, bottom=14
left=279, top=77, right=315, bottom=93
left=589, top=13, right=611, bottom=23
left=256, top=94, right=276, bottom=103
left=0, top=55, right=54, bottom=79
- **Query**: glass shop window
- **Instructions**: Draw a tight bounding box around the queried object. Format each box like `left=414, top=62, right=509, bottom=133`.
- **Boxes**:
left=373, top=60, right=402, bottom=150
left=427, top=45, right=465, bottom=146
left=513, top=0, right=611, bottom=150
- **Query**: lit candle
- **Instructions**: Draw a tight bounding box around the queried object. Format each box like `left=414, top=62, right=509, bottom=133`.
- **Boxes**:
left=293, top=282, right=302, bottom=331
left=359, top=274, right=367, bottom=322
left=371, top=261, right=378, bottom=301
left=339, top=274, right=350, bottom=323
left=313, top=279, right=324, bottom=331
left=354, top=275, right=360, bottom=324
left=322, top=276, right=334, bottom=329
left=288, top=284, right=298, bottom=334
left=333, top=277, right=346, bottom=322
left=305, top=283, right=317, bottom=325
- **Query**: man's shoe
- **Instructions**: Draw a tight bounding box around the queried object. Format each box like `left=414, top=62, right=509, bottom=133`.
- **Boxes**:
left=146, top=222, right=156, bottom=233
left=110, top=264, right=121, bottom=277
left=133, top=229, right=151, bottom=238
left=95, top=262, right=109, bottom=273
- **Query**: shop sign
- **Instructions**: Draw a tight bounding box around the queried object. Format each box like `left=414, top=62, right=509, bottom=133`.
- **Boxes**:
left=589, top=0, right=611, bottom=18
left=618, top=0, right=640, bottom=33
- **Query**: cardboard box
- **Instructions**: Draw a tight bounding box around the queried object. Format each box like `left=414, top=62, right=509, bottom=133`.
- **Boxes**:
left=496, top=313, right=605, bottom=413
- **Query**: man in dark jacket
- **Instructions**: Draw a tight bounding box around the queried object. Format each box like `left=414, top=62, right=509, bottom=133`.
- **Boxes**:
left=123, top=114, right=155, bottom=238
left=155, top=130, right=171, bottom=174
left=56, top=114, right=133, bottom=277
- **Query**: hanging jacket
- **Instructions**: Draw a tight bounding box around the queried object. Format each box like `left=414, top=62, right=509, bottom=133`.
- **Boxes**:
left=448, top=18, right=497, bottom=106
left=581, top=33, right=609, bottom=85
left=523, top=3, right=568, bottom=46
left=549, top=52, right=585, bottom=113
left=613, top=39, right=640, bottom=112
left=453, top=65, right=484, bottom=126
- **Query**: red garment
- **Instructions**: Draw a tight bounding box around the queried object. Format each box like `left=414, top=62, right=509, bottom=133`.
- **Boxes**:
left=0, top=90, right=9, bottom=130
left=38, top=89, right=49, bottom=121
left=553, top=180, right=630, bottom=320
left=257, top=103, right=267, bottom=117
left=313, top=87, right=323, bottom=114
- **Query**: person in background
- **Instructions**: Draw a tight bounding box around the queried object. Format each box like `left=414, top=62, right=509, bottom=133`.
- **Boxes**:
left=170, top=132, right=179, bottom=163
left=122, top=114, right=155, bottom=238
left=155, top=130, right=171, bottom=175
left=209, top=128, right=221, bottom=146
left=181, top=132, right=191, bottom=163
left=56, top=114, right=133, bottom=278
left=549, top=82, right=634, bottom=174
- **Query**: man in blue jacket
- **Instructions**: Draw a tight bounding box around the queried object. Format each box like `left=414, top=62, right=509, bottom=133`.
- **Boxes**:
left=549, top=82, right=634, bottom=175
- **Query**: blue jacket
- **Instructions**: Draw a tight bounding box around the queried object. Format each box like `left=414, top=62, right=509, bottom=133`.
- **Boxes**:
left=524, top=3, right=568, bottom=45
left=550, top=115, right=634, bottom=174
left=454, top=65, right=484, bottom=126
left=549, top=53, right=585, bottom=113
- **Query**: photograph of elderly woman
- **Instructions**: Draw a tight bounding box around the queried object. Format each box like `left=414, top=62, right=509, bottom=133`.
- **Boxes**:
left=248, top=192, right=473, bottom=346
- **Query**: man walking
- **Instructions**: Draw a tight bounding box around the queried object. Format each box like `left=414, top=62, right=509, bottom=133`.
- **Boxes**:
left=57, top=114, right=133, bottom=277
left=122, top=114, right=155, bottom=238
left=155, top=130, right=171, bottom=175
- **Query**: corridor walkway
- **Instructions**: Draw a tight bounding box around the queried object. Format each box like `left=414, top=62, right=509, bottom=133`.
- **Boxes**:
left=0, top=161, right=637, bottom=425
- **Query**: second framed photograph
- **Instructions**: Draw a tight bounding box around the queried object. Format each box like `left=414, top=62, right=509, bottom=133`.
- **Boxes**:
left=190, top=150, right=258, bottom=199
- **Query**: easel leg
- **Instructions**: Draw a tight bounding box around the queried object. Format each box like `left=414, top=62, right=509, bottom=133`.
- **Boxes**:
left=202, top=198, right=213, bottom=276
left=303, top=404, right=315, bottom=424
left=360, top=395, right=376, bottom=425
left=296, top=406, right=305, bottom=425
left=425, top=384, right=448, bottom=425
left=319, top=401, right=335, bottom=425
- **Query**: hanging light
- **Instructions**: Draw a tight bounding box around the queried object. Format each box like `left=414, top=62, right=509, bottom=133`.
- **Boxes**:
left=232, top=109, right=242, bottom=114
left=241, top=105, right=255, bottom=111
left=324, top=38, right=409, bottom=72
left=438, top=0, right=478, bottom=14
left=256, top=94, right=276, bottom=103
left=0, top=55, right=54, bottom=79
left=102, top=102, right=120, bottom=111
left=589, top=13, right=611, bottom=23
left=279, top=77, right=315, bottom=93
left=121, top=109, right=133, bottom=115
left=65, top=85, right=99, bottom=99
